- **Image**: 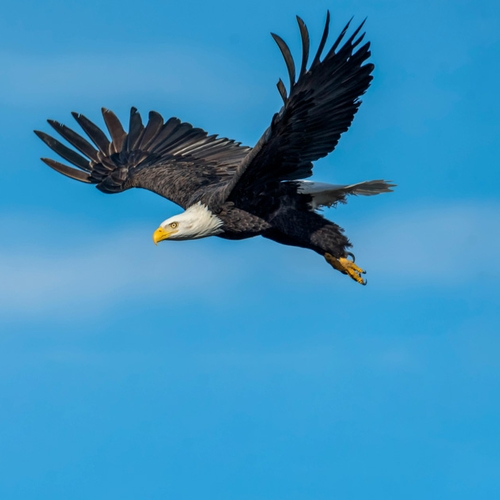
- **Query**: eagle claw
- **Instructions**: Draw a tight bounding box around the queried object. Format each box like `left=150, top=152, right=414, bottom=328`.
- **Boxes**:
left=325, top=253, right=367, bottom=285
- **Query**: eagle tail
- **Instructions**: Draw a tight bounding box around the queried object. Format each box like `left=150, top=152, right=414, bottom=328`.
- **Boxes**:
left=297, top=180, right=396, bottom=209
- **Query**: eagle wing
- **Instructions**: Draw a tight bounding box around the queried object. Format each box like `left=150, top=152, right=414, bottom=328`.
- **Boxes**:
left=35, top=107, right=251, bottom=209
left=219, top=12, right=374, bottom=204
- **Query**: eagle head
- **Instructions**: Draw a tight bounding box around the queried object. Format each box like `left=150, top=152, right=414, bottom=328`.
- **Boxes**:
left=153, top=202, right=224, bottom=244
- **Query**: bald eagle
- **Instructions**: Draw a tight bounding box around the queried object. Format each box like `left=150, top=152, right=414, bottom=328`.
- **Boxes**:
left=35, top=12, right=394, bottom=285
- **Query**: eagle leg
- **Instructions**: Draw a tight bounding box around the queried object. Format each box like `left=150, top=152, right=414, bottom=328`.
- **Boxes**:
left=324, top=253, right=367, bottom=285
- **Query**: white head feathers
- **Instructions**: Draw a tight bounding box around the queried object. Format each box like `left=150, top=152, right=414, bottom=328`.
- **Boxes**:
left=159, top=202, right=224, bottom=240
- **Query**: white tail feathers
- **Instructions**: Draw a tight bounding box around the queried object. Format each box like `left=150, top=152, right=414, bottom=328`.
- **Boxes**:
left=297, top=180, right=396, bottom=209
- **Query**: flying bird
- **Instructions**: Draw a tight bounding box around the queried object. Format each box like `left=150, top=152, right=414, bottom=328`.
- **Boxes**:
left=35, top=12, right=394, bottom=285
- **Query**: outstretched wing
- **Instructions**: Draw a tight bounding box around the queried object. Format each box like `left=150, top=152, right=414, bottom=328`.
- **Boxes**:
left=35, top=107, right=251, bottom=209
left=222, top=12, right=374, bottom=202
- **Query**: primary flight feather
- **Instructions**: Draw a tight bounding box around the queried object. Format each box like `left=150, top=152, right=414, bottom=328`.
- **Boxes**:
left=35, top=11, right=395, bottom=285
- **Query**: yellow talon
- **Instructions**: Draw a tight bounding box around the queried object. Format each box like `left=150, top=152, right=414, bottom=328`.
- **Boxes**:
left=325, top=253, right=367, bottom=285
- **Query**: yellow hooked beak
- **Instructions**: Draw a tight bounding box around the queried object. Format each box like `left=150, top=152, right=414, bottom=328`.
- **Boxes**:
left=152, top=226, right=171, bottom=245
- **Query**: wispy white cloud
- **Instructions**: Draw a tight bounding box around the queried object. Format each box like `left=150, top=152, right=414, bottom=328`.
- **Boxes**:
left=354, top=201, right=500, bottom=286
left=0, top=47, right=258, bottom=109
left=0, top=217, right=250, bottom=319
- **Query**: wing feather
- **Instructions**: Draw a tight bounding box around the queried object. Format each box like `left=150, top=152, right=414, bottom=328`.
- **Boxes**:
left=34, top=131, right=91, bottom=171
left=71, top=112, right=111, bottom=155
left=47, top=120, right=100, bottom=163
left=41, top=158, right=91, bottom=183
left=311, top=10, right=331, bottom=68
left=296, top=16, right=310, bottom=78
left=276, top=78, right=288, bottom=104
left=102, top=108, right=127, bottom=153
left=138, top=111, right=165, bottom=150
left=36, top=107, right=251, bottom=208
left=148, top=117, right=181, bottom=151
left=270, top=33, right=295, bottom=91
left=125, top=107, right=145, bottom=152
left=221, top=12, right=374, bottom=202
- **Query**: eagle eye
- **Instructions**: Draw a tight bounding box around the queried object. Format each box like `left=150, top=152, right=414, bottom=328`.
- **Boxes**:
left=170, top=222, right=178, bottom=229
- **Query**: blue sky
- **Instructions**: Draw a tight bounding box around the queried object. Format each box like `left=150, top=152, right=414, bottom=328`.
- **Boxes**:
left=1, top=0, right=500, bottom=498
